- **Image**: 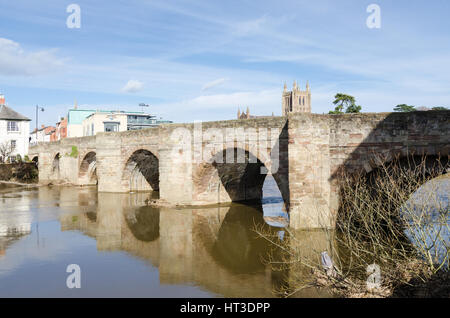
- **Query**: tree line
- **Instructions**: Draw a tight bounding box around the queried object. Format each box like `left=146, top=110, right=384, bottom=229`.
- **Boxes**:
left=328, top=93, right=448, bottom=114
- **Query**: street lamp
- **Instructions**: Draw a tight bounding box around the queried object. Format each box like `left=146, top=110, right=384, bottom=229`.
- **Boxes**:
left=139, top=103, right=149, bottom=113
left=35, top=105, right=44, bottom=143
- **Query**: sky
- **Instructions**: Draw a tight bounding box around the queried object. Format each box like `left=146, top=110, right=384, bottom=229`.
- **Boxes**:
left=0, top=0, right=449, bottom=129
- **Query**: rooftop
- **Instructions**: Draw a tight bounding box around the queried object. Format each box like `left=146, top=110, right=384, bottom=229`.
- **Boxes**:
left=0, top=104, right=31, bottom=121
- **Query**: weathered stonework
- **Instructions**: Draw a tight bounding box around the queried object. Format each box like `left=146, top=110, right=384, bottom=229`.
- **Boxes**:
left=29, top=111, right=450, bottom=229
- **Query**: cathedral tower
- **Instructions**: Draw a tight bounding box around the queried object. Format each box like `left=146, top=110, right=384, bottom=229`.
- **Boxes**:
left=282, top=81, right=311, bottom=116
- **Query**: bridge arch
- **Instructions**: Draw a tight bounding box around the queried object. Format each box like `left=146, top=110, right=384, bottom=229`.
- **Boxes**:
left=122, top=149, right=159, bottom=192
left=334, top=152, right=448, bottom=229
left=193, top=147, right=288, bottom=206
left=51, top=153, right=60, bottom=179
left=79, top=151, right=97, bottom=185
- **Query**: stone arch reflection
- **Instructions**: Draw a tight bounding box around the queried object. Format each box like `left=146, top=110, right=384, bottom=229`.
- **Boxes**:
left=210, top=204, right=275, bottom=274
left=125, top=206, right=160, bottom=242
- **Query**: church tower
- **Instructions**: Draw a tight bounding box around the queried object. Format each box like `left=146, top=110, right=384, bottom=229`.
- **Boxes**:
left=282, top=81, right=311, bottom=116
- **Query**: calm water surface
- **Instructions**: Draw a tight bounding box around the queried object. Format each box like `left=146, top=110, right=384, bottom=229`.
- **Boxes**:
left=0, top=177, right=329, bottom=298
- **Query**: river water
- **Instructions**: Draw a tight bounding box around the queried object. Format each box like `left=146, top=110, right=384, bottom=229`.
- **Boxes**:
left=0, top=176, right=330, bottom=298
left=1, top=175, right=447, bottom=297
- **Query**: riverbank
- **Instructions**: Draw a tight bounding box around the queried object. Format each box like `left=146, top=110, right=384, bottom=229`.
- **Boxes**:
left=0, top=162, right=38, bottom=184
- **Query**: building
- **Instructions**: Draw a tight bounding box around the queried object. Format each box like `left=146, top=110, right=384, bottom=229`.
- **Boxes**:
left=50, top=117, right=68, bottom=141
left=30, top=125, right=56, bottom=145
left=0, top=94, right=31, bottom=161
left=282, top=81, right=311, bottom=116
left=237, top=106, right=274, bottom=120
left=67, top=109, right=96, bottom=138
left=82, top=110, right=163, bottom=136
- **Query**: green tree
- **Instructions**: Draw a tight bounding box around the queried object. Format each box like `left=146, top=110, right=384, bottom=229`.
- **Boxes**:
left=394, top=104, right=416, bottom=112
left=329, top=93, right=362, bottom=114
left=431, top=106, right=448, bottom=111
left=346, top=104, right=362, bottom=113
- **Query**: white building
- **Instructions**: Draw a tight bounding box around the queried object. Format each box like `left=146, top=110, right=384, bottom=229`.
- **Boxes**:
left=0, top=94, right=31, bottom=162
left=82, top=110, right=161, bottom=136
left=29, top=125, right=55, bottom=145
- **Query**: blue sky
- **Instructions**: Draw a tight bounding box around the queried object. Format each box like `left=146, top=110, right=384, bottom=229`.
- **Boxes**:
left=0, top=0, right=449, bottom=128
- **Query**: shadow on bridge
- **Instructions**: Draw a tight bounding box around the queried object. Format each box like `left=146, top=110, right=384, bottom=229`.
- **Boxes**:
left=329, top=111, right=449, bottom=227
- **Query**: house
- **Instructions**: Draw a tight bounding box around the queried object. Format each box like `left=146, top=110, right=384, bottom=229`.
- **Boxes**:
left=50, top=117, right=68, bottom=141
left=30, top=125, right=56, bottom=145
left=68, top=106, right=172, bottom=138
left=82, top=110, right=159, bottom=136
left=0, top=94, right=31, bottom=162
left=67, top=108, right=96, bottom=138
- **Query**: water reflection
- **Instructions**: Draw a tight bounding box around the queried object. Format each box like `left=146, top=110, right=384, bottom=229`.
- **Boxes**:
left=403, top=175, right=449, bottom=266
left=0, top=183, right=330, bottom=297
left=60, top=192, right=281, bottom=297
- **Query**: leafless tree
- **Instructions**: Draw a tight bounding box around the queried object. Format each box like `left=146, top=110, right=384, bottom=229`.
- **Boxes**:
left=0, top=141, right=14, bottom=163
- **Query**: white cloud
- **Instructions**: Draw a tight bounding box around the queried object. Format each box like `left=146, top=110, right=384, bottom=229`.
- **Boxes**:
left=202, top=78, right=228, bottom=91
left=121, top=79, right=144, bottom=93
left=0, top=38, right=65, bottom=76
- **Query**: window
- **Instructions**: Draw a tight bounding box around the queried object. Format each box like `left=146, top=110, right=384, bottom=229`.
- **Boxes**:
left=104, top=122, right=119, bottom=132
left=10, top=140, right=16, bottom=150
left=7, top=121, right=19, bottom=132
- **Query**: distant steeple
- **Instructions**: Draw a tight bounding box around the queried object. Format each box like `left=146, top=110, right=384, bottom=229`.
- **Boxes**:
left=246, top=106, right=250, bottom=119
left=237, top=108, right=241, bottom=119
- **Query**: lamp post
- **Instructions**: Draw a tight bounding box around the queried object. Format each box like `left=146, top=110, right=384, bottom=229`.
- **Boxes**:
left=139, top=103, right=149, bottom=113
left=35, top=105, right=44, bottom=143
left=34, top=104, right=44, bottom=248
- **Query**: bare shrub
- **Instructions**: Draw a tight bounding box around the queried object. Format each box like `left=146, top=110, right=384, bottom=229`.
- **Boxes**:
left=255, top=154, right=449, bottom=297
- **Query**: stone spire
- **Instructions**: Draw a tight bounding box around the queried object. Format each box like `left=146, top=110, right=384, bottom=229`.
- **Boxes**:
left=237, top=108, right=241, bottom=119
left=306, top=80, right=310, bottom=91
left=246, top=106, right=250, bottom=119
left=283, top=82, right=287, bottom=92
left=293, top=80, right=297, bottom=90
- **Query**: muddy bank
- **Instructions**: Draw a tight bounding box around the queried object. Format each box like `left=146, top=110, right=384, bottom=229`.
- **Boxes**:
left=0, top=163, right=38, bottom=183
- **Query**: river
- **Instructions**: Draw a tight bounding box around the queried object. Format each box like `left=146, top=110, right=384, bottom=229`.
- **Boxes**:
left=2, top=175, right=447, bottom=297
left=0, top=176, right=330, bottom=298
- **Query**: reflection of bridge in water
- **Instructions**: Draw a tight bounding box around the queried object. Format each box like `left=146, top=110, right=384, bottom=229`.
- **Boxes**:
left=58, top=189, right=331, bottom=297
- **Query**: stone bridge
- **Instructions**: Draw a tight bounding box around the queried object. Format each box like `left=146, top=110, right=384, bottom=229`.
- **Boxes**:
left=29, top=111, right=450, bottom=229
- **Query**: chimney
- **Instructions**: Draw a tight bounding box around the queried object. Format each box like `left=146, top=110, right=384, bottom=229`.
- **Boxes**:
left=0, top=94, right=5, bottom=105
